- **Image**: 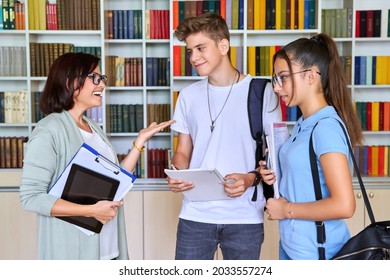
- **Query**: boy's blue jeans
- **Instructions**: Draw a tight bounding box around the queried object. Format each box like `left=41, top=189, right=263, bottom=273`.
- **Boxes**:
left=175, top=218, right=264, bottom=260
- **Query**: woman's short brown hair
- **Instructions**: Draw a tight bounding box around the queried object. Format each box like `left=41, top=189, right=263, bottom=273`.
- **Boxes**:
left=39, top=52, right=100, bottom=115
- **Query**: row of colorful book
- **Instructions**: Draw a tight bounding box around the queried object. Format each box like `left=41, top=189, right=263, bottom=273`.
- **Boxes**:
left=247, top=45, right=282, bottom=77
left=172, top=45, right=197, bottom=77
left=105, top=10, right=142, bottom=40
left=30, top=43, right=101, bottom=77
left=355, top=56, right=390, bottom=85
left=353, top=145, right=390, bottom=177
left=355, top=10, right=383, bottom=38
left=248, top=0, right=317, bottom=30
left=146, top=57, right=170, bottom=87
left=105, top=56, right=143, bottom=87
left=0, top=0, right=24, bottom=30
left=0, top=46, right=26, bottom=77
left=28, top=0, right=100, bottom=30
left=321, top=8, right=353, bottom=38
left=355, top=102, right=390, bottom=132
left=0, top=90, right=28, bottom=124
left=0, top=136, right=27, bottom=168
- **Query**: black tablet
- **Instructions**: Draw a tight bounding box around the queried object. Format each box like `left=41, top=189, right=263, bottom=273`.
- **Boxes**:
left=58, top=163, right=120, bottom=233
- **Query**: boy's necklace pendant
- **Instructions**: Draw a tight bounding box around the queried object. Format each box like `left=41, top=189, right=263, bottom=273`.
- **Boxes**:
left=210, top=122, right=215, bottom=132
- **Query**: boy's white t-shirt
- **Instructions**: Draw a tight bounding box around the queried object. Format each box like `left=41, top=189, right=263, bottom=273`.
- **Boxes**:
left=171, top=75, right=281, bottom=224
left=80, top=127, right=119, bottom=260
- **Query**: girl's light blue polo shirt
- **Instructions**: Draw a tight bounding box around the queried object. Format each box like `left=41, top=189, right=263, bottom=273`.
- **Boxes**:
left=278, top=106, right=352, bottom=260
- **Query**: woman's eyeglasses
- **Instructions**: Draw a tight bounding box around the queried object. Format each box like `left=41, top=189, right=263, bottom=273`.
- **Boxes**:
left=87, top=73, right=108, bottom=85
left=271, top=69, right=321, bottom=88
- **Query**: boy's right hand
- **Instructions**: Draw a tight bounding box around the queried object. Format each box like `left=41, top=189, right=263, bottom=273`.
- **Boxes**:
left=166, top=177, right=194, bottom=193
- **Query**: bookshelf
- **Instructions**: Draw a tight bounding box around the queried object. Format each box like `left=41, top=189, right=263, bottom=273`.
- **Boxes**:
left=2, top=0, right=387, bottom=178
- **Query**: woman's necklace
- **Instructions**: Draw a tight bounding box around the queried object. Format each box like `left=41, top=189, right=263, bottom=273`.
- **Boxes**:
left=207, top=69, right=240, bottom=132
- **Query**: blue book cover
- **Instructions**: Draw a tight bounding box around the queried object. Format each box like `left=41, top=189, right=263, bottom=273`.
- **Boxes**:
left=354, top=56, right=360, bottom=85
left=0, top=5, right=3, bottom=30
left=122, top=10, right=128, bottom=39
left=304, top=0, right=310, bottom=29
left=360, top=56, right=366, bottom=85
left=363, top=146, right=368, bottom=176
left=372, top=56, right=376, bottom=84
left=239, top=0, right=244, bottom=29
left=127, top=10, right=134, bottom=39
left=112, top=10, right=119, bottom=39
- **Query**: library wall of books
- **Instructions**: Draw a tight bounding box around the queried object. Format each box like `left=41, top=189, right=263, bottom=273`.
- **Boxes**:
left=0, top=0, right=389, bottom=180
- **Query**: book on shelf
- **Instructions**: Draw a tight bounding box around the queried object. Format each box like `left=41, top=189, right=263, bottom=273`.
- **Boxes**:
left=0, top=136, right=28, bottom=169
left=355, top=9, right=381, bottom=38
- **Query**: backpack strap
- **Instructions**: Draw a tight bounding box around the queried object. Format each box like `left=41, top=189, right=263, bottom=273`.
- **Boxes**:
left=247, top=78, right=274, bottom=201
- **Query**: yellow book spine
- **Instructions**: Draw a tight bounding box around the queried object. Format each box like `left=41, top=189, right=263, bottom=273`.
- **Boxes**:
left=38, top=0, right=46, bottom=30
left=230, top=46, right=237, bottom=69
left=253, top=0, right=260, bottom=30
left=259, top=0, right=266, bottom=30
left=371, top=146, right=379, bottom=176
left=290, top=0, right=295, bottom=29
left=247, top=46, right=256, bottom=76
left=275, top=0, right=281, bottom=30
left=28, top=0, right=35, bottom=30
left=371, top=101, right=380, bottom=131
left=298, top=0, right=304, bottom=29
left=387, top=56, right=390, bottom=84
left=375, top=56, right=386, bottom=85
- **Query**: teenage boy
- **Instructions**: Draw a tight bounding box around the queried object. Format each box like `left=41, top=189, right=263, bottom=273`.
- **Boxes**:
left=167, top=13, right=281, bottom=260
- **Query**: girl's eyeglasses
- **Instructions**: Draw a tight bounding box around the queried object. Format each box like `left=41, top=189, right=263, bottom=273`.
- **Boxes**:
left=271, top=69, right=321, bottom=88
left=87, top=73, right=108, bottom=85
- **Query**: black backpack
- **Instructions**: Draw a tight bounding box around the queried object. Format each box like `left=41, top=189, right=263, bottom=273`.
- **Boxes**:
left=247, top=78, right=274, bottom=201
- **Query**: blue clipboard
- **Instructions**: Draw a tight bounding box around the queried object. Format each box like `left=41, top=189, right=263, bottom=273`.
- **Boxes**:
left=49, top=143, right=136, bottom=234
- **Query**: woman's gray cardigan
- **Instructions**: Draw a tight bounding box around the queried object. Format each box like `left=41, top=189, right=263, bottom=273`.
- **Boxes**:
left=20, top=111, right=129, bottom=259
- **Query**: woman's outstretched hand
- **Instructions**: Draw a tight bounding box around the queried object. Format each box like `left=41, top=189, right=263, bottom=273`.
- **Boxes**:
left=135, top=120, right=176, bottom=146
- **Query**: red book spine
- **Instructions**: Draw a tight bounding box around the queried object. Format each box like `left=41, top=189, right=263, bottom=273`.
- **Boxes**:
left=366, top=102, right=372, bottom=131
left=366, top=10, right=374, bottom=37
left=378, top=146, right=385, bottom=176
left=355, top=10, right=360, bottom=37
left=173, top=45, right=181, bottom=76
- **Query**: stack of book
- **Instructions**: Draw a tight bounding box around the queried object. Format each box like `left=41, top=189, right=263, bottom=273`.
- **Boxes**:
left=355, top=102, right=390, bottom=132
left=105, top=10, right=142, bottom=39
left=355, top=10, right=382, bottom=38
left=321, top=8, right=353, bottom=38
left=28, top=0, right=100, bottom=30
left=353, top=145, right=390, bottom=177
left=0, top=46, right=26, bottom=76
left=108, top=104, right=144, bottom=134
left=30, top=43, right=101, bottom=77
left=354, top=56, right=390, bottom=85
left=0, top=90, right=28, bottom=124
left=0, top=136, right=28, bottom=168
left=105, top=56, right=143, bottom=87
